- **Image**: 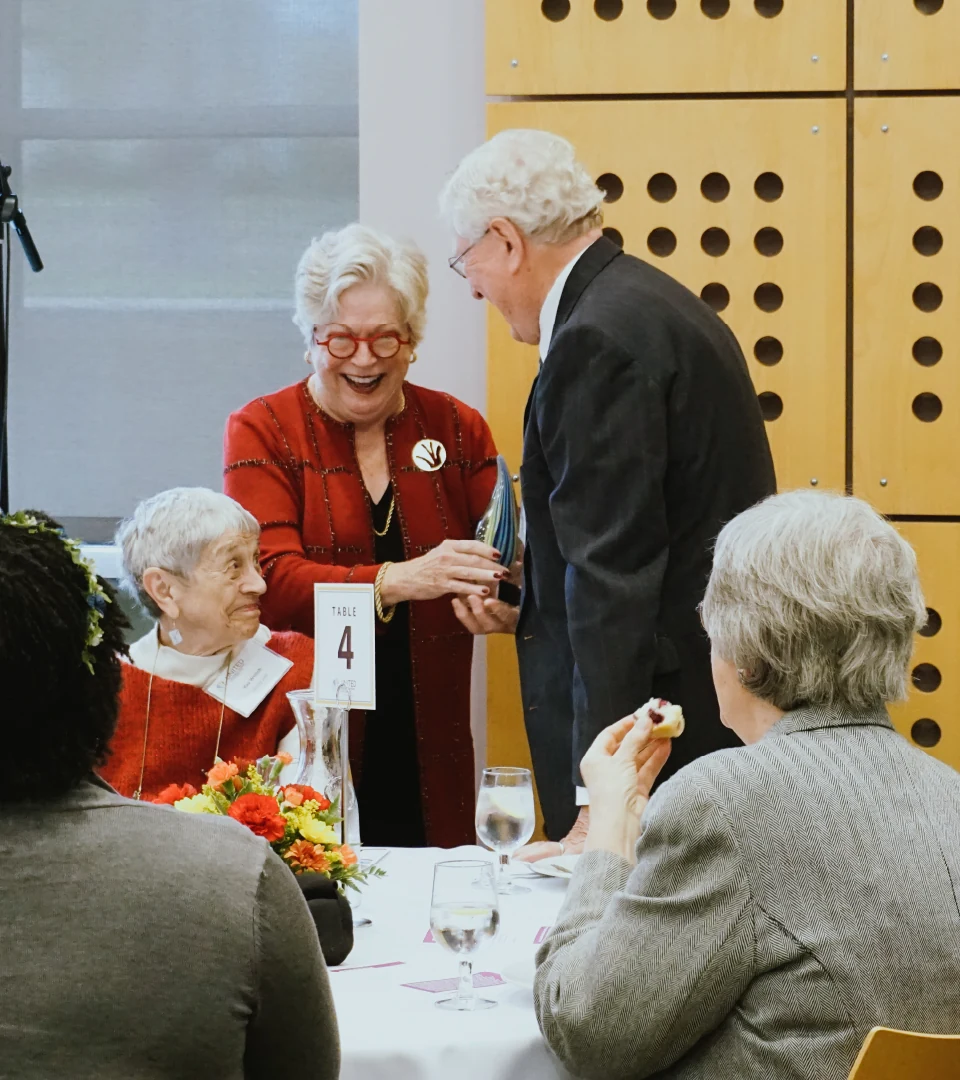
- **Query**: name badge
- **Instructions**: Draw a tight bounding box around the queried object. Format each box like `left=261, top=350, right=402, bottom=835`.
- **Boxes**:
left=204, top=639, right=294, bottom=718
left=314, top=582, right=376, bottom=709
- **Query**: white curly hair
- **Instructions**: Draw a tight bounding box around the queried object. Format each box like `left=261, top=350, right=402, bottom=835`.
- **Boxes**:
left=439, top=129, right=604, bottom=245
left=293, top=223, right=429, bottom=348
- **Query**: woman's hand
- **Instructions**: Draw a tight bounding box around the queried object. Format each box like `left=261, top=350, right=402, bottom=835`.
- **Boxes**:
left=580, top=713, right=672, bottom=862
left=379, top=539, right=505, bottom=605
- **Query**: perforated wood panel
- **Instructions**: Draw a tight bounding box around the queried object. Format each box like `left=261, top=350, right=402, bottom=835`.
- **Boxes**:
left=888, top=522, right=960, bottom=773
left=486, top=99, right=847, bottom=495
left=486, top=0, right=845, bottom=95
left=853, top=98, right=960, bottom=515
left=854, top=0, right=960, bottom=91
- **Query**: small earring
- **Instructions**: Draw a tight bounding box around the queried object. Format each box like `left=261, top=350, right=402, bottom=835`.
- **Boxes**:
left=409, top=351, right=418, bottom=364
left=304, top=350, right=311, bottom=365
left=736, top=668, right=747, bottom=684
left=169, top=624, right=183, bottom=646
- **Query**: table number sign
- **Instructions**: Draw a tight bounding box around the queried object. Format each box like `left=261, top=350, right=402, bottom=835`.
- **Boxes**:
left=313, top=583, right=376, bottom=709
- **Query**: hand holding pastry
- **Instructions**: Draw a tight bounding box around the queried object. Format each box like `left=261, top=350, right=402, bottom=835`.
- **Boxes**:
left=579, top=703, right=679, bottom=861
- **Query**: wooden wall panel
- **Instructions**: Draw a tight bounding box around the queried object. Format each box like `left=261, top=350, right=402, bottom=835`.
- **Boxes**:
left=855, top=0, right=960, bottom=91
left=853, top=98, right=960, bottom=515
left=487, top=0, right=845, bottom=95
left=889, top=522, right=960, bottom=773
left=487, top=99, right=847, bottom=495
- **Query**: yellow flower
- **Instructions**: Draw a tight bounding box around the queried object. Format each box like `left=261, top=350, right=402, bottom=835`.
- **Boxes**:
left=298, top=818, right=339, bottom=846
left=175, top=793, right=218, bottom=814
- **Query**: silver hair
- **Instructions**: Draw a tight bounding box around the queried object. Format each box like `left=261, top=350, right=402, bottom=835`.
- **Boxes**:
left=293, top=223, right=429, bottom=348
left=701, top=490, right=926, bottom=711
left=439, top=129, right=605, bottom=245
left=115, top=487, right=259, bottom=618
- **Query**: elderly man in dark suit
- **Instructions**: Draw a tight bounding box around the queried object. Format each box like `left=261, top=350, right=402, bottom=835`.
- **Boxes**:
left=441, top=129, right=775, bottom=852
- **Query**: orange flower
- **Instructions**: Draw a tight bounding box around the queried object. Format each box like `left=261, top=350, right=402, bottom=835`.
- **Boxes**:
left=277, top=751, right=293, bottom=765
left=339, top=845, right=358, bottom=867
left=286, top=840, right=331, bottom=874
left=151, top=782, right=197, bottom=805
left=283, top=783, right=330, bottom=811
left=283, top=786, right=304, bottom=807
left=207, top=760, right=239, bottom=788
left=228, top=793, right=286, bottom=842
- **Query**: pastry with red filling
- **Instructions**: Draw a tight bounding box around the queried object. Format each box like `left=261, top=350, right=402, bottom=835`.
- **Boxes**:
left=635, top=697, right=685, bottom=739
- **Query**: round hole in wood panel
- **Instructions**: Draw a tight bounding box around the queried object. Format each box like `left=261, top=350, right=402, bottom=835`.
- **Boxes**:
left=912, top=663, right=942, bottom=692
left=700, top=283, right=730, bottom=312
left=647, top=228, right=677, bottom=257
left=701, top=227, right=730, bottom=256
left=912, top=392, right=943, bottom=422
left=913, top=282, right=943, bottom=312
left=594, top=0, right=624, bottom=19
left=755, top=227, right=784, bottom=256
left=701, top=0, right=730, bottom=17
left=911, top=718, right=941, bottom=747
left=541, top=0, right=571, bottom=20
left=754, top=336, right=783, bottom=365
left=914, top=171, right=943, bottom=200
left=647, top=0, right=677, bottom=18
left=754, top=283, right=783, bottom=312
left=602, top=226, right=624, bottom=248
left=755, top=172, right=784, bottom=201
left=913, top=226, right=943, bottom=256
left=755, top=0, right=784, bottom=15
left=920, top=608, right=942, bottom=638
left=913, top=336, right=943, bottom=366
left=915, top=0, right=944, bottom=13
left=758, top=391, right=783, bottom=421
left=648, top=172, right=677, bottom=202
left=701, top=172, right=730, bottom=202
left=596, top=173, right=624, bottom=203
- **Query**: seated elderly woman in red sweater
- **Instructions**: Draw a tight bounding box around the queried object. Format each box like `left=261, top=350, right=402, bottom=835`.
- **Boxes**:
left=99, top=487, right=312, bottom=800
left=224, top=223, right=511, bottom=848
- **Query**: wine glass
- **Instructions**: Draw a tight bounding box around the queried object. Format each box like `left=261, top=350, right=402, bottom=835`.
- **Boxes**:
left=429, top=860, right=500, bottom=1011
left=475, top=767, right=536, bottom=896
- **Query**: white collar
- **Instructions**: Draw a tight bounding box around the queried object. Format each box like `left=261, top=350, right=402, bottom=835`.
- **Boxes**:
left=538, top=246, right=590, bottom=363
left=127, top=623, right=272, bottom=688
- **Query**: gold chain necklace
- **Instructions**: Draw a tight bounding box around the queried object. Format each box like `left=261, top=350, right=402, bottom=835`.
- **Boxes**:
left=132, top=641, right=231, bottom=800
left=372, top=493, right=396, bottom=537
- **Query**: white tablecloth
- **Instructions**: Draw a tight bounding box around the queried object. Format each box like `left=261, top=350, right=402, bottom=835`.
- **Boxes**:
left=330, top=846, right=574, bottom=1080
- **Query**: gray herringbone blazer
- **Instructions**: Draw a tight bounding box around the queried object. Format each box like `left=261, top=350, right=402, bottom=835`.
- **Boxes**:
left=535, top=704, right=960, bottom=1079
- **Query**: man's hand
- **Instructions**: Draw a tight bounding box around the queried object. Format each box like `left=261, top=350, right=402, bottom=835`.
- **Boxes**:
left=452, top=594, right=519, bottom=635
left=513, top=808, right=589, bottom=862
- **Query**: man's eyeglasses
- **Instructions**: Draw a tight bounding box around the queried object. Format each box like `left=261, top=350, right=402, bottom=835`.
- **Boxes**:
left=314, top=331, right=410, bottom=360
left=448, top=229, right=490, bottom=279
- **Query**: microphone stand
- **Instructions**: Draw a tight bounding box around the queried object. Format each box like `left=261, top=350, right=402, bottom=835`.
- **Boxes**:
left=0, top=160, right=44, bottom=512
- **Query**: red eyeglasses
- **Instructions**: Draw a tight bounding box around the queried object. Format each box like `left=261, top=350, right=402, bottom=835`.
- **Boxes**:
left=314, top=330, right=410, bottom=360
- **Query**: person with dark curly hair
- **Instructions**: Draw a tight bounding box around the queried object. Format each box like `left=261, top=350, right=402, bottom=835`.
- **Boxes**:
left=0, top=511, right=340, bottom=1080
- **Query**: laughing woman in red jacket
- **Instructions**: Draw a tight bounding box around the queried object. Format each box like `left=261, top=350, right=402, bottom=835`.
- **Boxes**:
left=224, top=224, right=506, bottom=848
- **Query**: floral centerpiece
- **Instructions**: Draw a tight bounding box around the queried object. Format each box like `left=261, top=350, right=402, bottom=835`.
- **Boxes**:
left=153, top=752, right=382, bottom=893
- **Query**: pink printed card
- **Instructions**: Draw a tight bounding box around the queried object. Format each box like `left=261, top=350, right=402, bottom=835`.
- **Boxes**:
left=402, top=971, right=506, bottom=993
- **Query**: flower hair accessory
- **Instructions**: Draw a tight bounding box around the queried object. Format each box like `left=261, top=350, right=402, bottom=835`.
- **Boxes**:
left=1, top=511, right=111, bottom=674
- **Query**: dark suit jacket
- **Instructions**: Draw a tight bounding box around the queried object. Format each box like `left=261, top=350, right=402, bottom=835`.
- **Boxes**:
left=517, top=237, right=776, bottom=839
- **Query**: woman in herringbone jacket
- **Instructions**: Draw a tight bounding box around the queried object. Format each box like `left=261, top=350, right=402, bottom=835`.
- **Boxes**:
left=535, top=491, right=960, bottom=1080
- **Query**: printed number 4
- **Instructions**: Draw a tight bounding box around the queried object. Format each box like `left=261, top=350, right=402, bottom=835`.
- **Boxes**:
left=338, top=625, right=354, bottom=669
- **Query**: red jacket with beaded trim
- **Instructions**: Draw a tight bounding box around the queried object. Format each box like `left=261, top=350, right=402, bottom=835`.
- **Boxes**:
left=222, top=379, right=498, bottom=847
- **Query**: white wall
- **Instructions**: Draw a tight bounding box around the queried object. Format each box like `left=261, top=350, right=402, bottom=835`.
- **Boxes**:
left=358, top=0, right=489, bottom=772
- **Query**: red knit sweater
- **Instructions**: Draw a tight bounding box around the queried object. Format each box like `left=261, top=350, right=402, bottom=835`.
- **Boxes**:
left=100, top=631, right=313, bottom=800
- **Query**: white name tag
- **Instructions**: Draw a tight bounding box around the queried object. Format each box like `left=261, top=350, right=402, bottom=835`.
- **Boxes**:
left=314, top=583, right=376, bottom=710
left=204, top=638, right=294, bottom=718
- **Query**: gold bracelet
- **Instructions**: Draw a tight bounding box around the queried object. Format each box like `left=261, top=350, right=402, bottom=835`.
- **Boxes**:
left=374, top=561, right=396, bottom=624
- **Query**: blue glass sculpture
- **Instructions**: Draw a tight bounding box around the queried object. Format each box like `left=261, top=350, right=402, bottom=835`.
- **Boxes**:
left=475, top=455, right=520, bottom=568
